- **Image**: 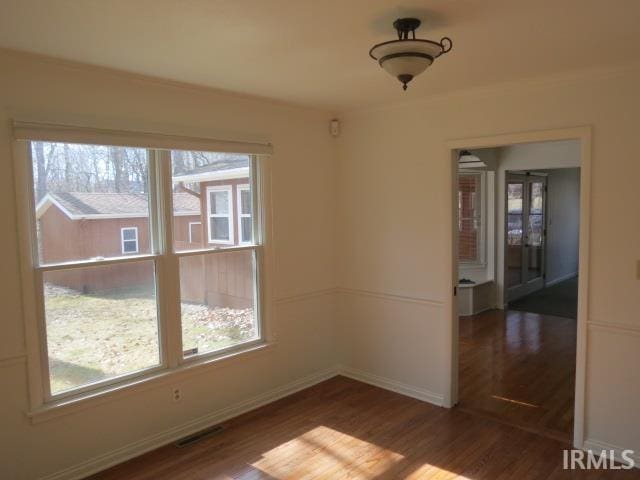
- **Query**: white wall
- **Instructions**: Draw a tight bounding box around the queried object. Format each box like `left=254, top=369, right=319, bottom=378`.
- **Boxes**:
left=544, top=168, right=581, bottom=284
left=336, top=65, right=640, bottom=457
left=495, top=140, right=581, bottom=304
left=0, top=50, right=338, bottom=480
left=3, top=48, right=640, bottom=478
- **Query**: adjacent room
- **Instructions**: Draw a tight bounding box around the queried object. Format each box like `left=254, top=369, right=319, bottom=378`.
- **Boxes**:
left=456, top=141, right=581, bottom=441
left=1, top=1, right=639, bottom=479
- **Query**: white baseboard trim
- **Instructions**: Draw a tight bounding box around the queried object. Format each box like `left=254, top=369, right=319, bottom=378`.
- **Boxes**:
left=338, top=365, right=444, bottom=407
left=41, top=366, right=340, bottom=480
left=545, top=272, right=578, bottom=287
left=583, top=438, right=640, bottom=469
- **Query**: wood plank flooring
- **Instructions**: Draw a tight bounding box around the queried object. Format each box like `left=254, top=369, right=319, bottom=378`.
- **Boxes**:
left=89, top=376, right=635, bottom=480
left=459, top=309, right=577, bottom=442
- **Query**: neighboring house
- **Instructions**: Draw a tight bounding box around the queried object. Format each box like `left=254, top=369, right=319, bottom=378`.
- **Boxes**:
left=172, top=157, right=252, bottom=249
left=37, top=192, right=202, bottom=261
left=36, top=191, right=201, bottom=292
left=36, top=161, right=252, bottom=307
left=173, top=160, right=253, bottom=309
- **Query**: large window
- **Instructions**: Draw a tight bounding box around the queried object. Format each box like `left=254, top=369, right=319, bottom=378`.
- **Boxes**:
left=17, top=135, right=265, bottom=403
left=171, top=152, right=258, bottom=358
left=458, top=172, right=485, bottom=264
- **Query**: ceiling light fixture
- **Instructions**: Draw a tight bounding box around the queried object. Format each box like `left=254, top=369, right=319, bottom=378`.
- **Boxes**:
left=458, top=150, right=487, bottom=169
left=369, top=18, right=452, bottom=91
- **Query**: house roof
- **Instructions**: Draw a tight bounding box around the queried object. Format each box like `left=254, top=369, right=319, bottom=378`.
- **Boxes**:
left=36, top=192, right=200, bottom=219
left=172, top=158, right=249, bottom=183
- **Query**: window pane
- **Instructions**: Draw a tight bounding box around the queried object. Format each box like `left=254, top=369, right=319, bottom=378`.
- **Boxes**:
left=123, top=240, right=138, bottom=253
left=32, top=142, right=151, bottom=264
left=43, top=261, right=160, bottom=395
left=210, top=190, right=229, bottom=214
left=507, top=183, right=523, bottom=214
left=179, top=250, right=258, bottom=357
left=458, top=218, right=479, bottom=262
left=241, top=217, right=252, bottom=243
left=171, top=150, right=250, bottom=251
left=211, top=217, right=230, bottom=241
left=507, top=214, right=523, bottom=245
left=122, top=228, right=137, bottom=241
left=530, top=182, right=544, bottom=214
left=240, top=189, right=251, bottom=214
left=458, top=174, right=481, bottom=263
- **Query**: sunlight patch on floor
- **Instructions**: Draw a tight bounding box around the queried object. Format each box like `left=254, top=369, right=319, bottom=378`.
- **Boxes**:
left=491, top=394, right=539, bottom=408
left=251, top=425, right=404, bottom=479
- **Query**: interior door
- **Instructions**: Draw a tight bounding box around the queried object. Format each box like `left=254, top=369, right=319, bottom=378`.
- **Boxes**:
left=506, top=173, right=547, bottom=301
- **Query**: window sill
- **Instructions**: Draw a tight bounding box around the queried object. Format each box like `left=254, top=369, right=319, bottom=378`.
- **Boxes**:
left=459, top=262, right=487, bottom=267
left=27, top=341, right=275, bottom=424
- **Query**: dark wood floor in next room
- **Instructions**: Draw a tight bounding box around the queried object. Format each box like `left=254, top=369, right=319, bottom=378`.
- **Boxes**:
left=459, top=309, right=577, bottom=442
left=89, top=376, right=635, bottom=480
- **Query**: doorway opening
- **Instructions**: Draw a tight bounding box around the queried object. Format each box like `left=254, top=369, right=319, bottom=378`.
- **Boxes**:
left=447, top=128, right=590, bottom=448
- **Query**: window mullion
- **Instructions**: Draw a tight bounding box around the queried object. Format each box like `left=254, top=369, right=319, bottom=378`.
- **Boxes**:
left=152, top=150, right=182, bottom=368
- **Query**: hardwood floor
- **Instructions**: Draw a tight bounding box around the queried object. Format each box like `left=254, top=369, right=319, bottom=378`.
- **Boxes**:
left=89, top=376, right=635, bottom=480
left=459, top=309, right=577, bottom=442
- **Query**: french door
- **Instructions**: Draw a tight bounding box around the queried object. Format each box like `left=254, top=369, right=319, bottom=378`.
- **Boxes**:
left=506, top=173, right=547, bottom=301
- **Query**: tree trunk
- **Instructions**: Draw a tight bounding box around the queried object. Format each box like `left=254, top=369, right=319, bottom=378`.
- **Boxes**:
left=33, top=142, right=47, bottom=201
left=109, top=147, right=125, bottom=192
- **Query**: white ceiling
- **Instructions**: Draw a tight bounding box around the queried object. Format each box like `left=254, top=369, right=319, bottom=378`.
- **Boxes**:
left=1, top=0, right=640, bottom=112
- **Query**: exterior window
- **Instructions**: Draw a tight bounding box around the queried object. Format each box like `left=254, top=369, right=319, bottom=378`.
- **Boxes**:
left=30, top=142, right=159, bottom=397
left=19, top=139, right=263, bottom=402
left=458, top=172, right=484, bottom=263
left=237, top=184, right=252, bottom=244
left=206, top=185, right=233, bottom=244
left=121, top=227, right=139, bottom=254
left=188, top=221, right=201, bottom=243
left=171, top=152, right=259, bottom=359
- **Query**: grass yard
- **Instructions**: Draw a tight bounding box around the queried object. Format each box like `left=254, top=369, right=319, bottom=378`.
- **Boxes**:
left=44, top=284, right=256, bottom=394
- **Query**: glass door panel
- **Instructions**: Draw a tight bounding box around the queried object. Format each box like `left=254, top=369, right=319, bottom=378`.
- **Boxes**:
left=526, top=182, right=545, bottom=281
left=506, top=175, right=547, bottom=302
left=507, top=182, right=524, bottom=288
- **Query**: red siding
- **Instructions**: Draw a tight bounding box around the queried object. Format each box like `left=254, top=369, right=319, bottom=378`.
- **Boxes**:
left=40, top=200, right=252, bottom=309
left=40, top=206, right=199, bottom=293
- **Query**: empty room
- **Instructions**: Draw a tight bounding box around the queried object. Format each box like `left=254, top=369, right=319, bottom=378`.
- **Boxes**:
left=0, top=1, right=639, bottom=479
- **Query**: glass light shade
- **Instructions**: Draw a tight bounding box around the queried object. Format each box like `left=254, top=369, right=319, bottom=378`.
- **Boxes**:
left=370, top=39, right=444, bottom=81
left=459, top=152, right=482, bottom=163
left=370, top=39, right=444, bottom=60
left=381, top=55, right=432, bottom=78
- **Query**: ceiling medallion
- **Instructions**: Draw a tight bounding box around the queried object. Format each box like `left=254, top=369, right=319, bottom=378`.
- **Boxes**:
left=369, top=17, right=453, bottom=90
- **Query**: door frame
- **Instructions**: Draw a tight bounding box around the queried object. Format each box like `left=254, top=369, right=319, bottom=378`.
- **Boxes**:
left=444, top=126, right=591, bottom=450
left=505, top=172, right=549, bottom=302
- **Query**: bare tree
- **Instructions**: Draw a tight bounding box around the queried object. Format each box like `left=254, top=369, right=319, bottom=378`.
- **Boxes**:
left=108, top=147, right=126, bottom=192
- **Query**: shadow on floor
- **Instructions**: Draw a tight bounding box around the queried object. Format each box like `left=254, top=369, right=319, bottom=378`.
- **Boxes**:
left=508, top=276, right=578, bottom=319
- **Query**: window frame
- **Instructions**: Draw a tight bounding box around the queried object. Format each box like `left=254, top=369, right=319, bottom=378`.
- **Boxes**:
left=457, top=171, right=487, bottom=265
left=188, top=221, right=201, bottom=243
left=120, top=226, right=139, bottom=254
left=237, top=184, right=252, bottom=245
left=12, top=131, right=272, bottom=417
left=206, top=185, right=234, bottom=245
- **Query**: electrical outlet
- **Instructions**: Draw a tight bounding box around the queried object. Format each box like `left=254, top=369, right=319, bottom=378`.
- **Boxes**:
left=172, top=387, right=182, bottom=402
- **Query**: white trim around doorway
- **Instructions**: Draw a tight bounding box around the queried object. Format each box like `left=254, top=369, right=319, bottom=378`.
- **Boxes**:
left=444, top=126, right=591, bottom=451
